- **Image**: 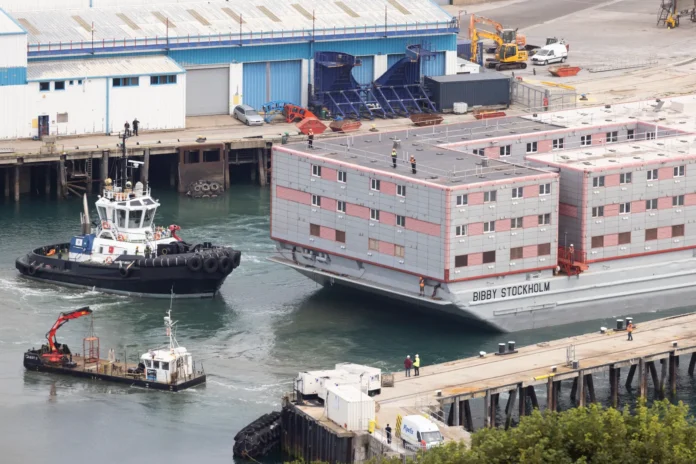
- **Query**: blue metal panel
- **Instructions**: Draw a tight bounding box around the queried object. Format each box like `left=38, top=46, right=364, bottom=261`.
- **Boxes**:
left=172, top=43, right=310, bottom=67
left=387, top=54, right=405, bottom=67
left=421, top=52, right=445, bottom=77
left=351, top=56, right=373, bottom=85
left=243, top=62, right=268, bottom=111
left=0, top=66, right=26, bottom=85
left=270, top=60, right=301, bottom=105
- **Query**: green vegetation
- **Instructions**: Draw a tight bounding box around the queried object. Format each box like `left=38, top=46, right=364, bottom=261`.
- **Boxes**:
left=288, top=400, right=696, bottom=464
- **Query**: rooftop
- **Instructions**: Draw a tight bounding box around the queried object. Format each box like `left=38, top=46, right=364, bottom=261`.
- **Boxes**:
left=527, top=136, right=696, bottom=170
left=286, top=122, right=552, bottom=187
left=26, top=56, right=184, bottom=80
left=11, top=0, right=453, bottom=46
left=0, top=7, right=25, bottom=34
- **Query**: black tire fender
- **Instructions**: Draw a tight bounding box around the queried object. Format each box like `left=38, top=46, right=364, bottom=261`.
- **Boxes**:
left=119, top=267, right=130, bottom=278
left=28, top=264, right=37, bottom=276
left=203, top=257, right=219, bottom=274
left=232, top=251, right=242, bottom=269
left=219, top=256, right=233, bottom=274
left=187, top=255, right=203, bottom=272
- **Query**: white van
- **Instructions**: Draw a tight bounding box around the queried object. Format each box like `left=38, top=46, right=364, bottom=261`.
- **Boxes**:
left=531, top=43, right=568, bottom=65
left=400, top=415, right=444, bottom=450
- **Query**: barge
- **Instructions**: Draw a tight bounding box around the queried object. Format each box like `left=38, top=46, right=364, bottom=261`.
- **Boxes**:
left=24, top=306, right=206, bottom=391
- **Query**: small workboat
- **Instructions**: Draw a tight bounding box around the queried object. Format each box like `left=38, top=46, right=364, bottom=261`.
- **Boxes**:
left=23, top=306, right=206, bottom=391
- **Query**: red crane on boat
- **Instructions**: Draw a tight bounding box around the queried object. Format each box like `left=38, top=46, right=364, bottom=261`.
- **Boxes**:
left=43, top=307, right=93, bottom=363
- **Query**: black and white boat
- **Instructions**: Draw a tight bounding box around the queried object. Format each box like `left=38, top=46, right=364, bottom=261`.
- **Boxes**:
left=16, top=156, right=241, bottom=298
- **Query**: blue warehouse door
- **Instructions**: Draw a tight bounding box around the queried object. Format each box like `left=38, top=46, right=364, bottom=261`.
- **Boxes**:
left=243, top=62, right=268, bottom=111
left=351, top=56, right=374, bottom=85
left=387, top=54, right=406, bottom=67
left=421, top=52, right=446, bottom=77
left=270, top=60, right=302, bottom=106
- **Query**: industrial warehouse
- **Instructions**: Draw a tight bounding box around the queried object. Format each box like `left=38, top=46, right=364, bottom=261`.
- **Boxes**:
left=0, top=0, right=458, bottom=139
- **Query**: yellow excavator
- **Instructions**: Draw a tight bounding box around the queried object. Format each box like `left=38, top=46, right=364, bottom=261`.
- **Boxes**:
left=468, top=14, right=528, bottom=50
left=469, top=17, right=528, bottom=71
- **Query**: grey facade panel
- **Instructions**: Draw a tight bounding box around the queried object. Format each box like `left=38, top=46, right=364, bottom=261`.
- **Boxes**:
left=185, top=67, right=230, bottom=116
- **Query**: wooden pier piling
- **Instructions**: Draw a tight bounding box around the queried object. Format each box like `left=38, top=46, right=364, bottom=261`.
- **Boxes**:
left=609, top=366, right=619, bottom=407
left=140, top=148, right=150, bottom=188
left=4, top=168, right=9, bottom=199
left=504, top=389, right=517, bottom=430
left=14, top=164, right=20, bottom=202
left=45, top=165, right=51, bottom=196
left=670, top=353, right=677, bottom=396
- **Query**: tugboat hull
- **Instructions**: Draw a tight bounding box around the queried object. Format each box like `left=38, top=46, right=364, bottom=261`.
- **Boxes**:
left=16, top=245, right=241, bottom=298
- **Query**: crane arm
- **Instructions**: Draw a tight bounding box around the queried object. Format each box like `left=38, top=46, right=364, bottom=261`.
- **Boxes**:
left=45, top=307, right=93, bottom=352
left=468, top=14, right=503, bottom=39
left=470, top=27, right=503, bottom=64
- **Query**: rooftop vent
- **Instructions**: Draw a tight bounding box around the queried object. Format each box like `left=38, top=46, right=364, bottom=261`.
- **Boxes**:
left=387, top=0, right=412, bottom=15
left=456, top=157, right=464, bottom=160
left=116, top=13, right=140, bottom=30
left=335, top=1, right=359, bottom=18
left=71, top=15, right=92, bottom=33
left=608, top=159, right=618, bottom=162
left=292, top=4, right=314, bottom=20
left=560, top=155, right=570, bottom=160
left=633, top=156, right=642, bottom=160
left=187, top=9, right=211, bottom=26
left=583, top=161, right=592, bottom=165
left=152, top=12, right=176, bottom=27
left=257, top=5, right=282, bottom=22
left=17, top=18, right=40, bottom=35
left=436, top=152, right=444, bottom=156
left=658, top=153, right=666, bottom=156
left=221, top=8, right=244, bottom=23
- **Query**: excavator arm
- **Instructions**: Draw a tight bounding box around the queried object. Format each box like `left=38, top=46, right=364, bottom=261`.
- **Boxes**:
left=470, top=28, right=503, bottom=64
left=469, top=14, right=504, bottom=39
left=45, top=307, right=93, bottom=353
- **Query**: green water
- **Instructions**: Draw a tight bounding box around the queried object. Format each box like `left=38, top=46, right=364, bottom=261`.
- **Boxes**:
left=1, top=186, right=695, bottom=464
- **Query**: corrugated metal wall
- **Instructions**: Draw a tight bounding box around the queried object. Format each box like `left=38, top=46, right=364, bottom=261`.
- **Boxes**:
left=186, top=68, right=230, bottom=116
left=270, top=60, right=302, bottom=105
left=351, top=56, right=374, bottom=85
left=243, top=62, right=268, bottom=111
left=244, top=60, right=302, bottom=110
left=387, top=54, right=406, bottom=67
left=421, top=52, right=446, bottom=77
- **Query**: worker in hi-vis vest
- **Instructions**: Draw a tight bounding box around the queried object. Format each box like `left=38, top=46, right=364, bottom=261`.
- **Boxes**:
left=391, top=148, right=397, bottom=168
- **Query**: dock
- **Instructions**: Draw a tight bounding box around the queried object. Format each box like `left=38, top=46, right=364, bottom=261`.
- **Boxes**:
left=279, top=312, right=696, bottom=463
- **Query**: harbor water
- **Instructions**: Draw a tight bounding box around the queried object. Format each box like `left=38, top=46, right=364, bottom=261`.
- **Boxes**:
left=2, top=185, right=696, bottom=464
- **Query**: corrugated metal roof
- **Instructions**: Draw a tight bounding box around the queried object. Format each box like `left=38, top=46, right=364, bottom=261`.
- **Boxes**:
left=26, top=55, right=184, bottom=80
left=11, top=0, right=452, bottom=45
left=0, top=8, right=26, bottom=34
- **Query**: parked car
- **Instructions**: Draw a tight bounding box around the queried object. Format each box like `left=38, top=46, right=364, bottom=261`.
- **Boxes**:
left=233, top=105, right=264, bottom=126
left=530, top=43, right=568, bottom=65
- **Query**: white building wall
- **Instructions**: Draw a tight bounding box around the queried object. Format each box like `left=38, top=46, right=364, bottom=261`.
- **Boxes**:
left=445, top=50, right=457, bottom=75
left=27, top=78, right=107, bottom=137
left=0, top=0, right=88, bottom=11
left=300, top=58, right=309, bottom=107
left=229, top=62, right=243, bottom=112
left=0, top=33, right=27, bottom=68
left=109, top=74, right=185, bottom=133
left=0, top=84, right=29, bottom=139
left=373, top=55, right=387, bottom=81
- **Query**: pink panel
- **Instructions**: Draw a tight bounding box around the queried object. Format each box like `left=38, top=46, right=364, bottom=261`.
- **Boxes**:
left=537, top=140, right=553, bottom=153
left=276, top=185, right=310, bottom=205
left=631, top=200, right=646, bottom=213
left=485, top=147, right=499, bottom=159
left=468, top=192, right=484, bottom=205
left=592, top=135, right=604, bottom=145
left=321, top=197, right=337, bottom=211
left=468, top=252, right=483, bottom=266
left=658, top=167, right=673, bottom=180
left=378, top=241, right=395, bottom=256
left=522, top=215, right=537, bottom=228
left=658, top=197, right=672, bottom=210
left=604, top=204, right=619, bottom=217
left=522, top=245, right=537, bottom=258
left=406, top=217, right=441, bottom=237
left=604, top=174, right=620, bottom=187
left=559, top=203, right=578, bottom=218
left=604, top=234, right=618, bottom=247
left=468, top=222, right=484, bottom=236
left=381, top=211, right=396, bottom=226
left=346, top=203, right=370, bottom=219
left=320, top=167, right=337, bottom=181
left=319, top=226, right=335, bottom=241
left=381, top=181, right=396, bottom=195
left=523, top=185, right=539, bottom=198
left=657, top=226, right=672, bottom=240
left=496, top=219, right=511, bottom=232
left=685, top=193, right=696, bottom=206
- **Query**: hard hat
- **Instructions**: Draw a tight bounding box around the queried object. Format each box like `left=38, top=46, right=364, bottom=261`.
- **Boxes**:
left=416, top=354, right=419, bottom=357
left=407, top=355, right=410, bottom=358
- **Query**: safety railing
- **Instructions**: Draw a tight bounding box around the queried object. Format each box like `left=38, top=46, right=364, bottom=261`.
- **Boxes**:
left=28, top=20, right=459, bottom=55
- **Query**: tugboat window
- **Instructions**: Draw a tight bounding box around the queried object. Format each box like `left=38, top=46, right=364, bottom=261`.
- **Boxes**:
left=117, top=209, right=127, bottom=228
left=153, top=361, right=160, bottom=369
left=143, top=208, right=156, bottom=227
left=161, top=362, right=169, bottom=371
left=130, top=200, right=142, bottom=206
left=145, top=359, right=152, bottom=368
left=143, top=198, right=155, bottom=205
left=97, top=206, right=107, bottom=220
left=129, top=210, right=143, bottom=228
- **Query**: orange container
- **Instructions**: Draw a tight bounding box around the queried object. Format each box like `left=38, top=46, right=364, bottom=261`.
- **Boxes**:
left=296, top=118, right=327, bottom=135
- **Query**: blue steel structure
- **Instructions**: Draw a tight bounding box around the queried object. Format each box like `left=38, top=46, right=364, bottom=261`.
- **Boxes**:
left=261, top=101, right=293, bottom=123
left=312, top=52, right=385, bottom=120
left=372, top=45, right=436, bottom=117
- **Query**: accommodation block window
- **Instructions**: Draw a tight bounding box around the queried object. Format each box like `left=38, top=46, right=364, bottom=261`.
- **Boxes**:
left=499, top=145, right=511, bottom=157
left=592, top=176, right=605, bottom=187
left=310, top=224, right=320, bottom=236
left=512, top=187, right=523, bottom=199
left=337, top=171, right=347, bottom=182
left=645, top=228, right=657, bottom=241
left=336, top=230, right=346, bottom=243
left=620, top=172, right=632, bottom=184
left=552, top=138, right=564, bottom=150
left=526, top=141, right=538, bottom=153
left=673, top=224, right=685, bottom=237
left=538, top=243, right=551, bottom=255
left=455, top=255, right=468, bottom=267
left=483, top=221, right=495, bottom=233
left=606, top=131, right=618, bottom=143
left=511, top=217, right=523, bottom=229
left=674, top=165, right=685, bottom=177
left=395, top=245, right=405, bottom=257
left=337, top=201, right=345, bottom=213
left=482, top=251, right=496, bottom=264
left=538, top=213, right=551, bottom=225
left=368, top=238, right=379, bottom=250
left=581, top=135, right=592, bottom=146
left=591, top=236, right=604, bottom=248
left=455, top=225, right=467, bottom=237
left=311, top=165, right=321, bottom=177
left=647, top=169, right=658, bottom=180
left=618, top=232, right=631, bottom=244
left=396, top=215, right=406, bottom=227
left=312, top=195, right=321, bottom=207
left=371, top=179, right=380, bottom=191
left=539, top=183, right=551, bottom=195
left=484, top=190, right=497, bottom=203
left=592, top=206, right=604, bottom=217
left=510, top=247, right=523, bottom=260
left=456, top=194, right=468, bottom=206
left=397, top=185, right=406, bottom=197
left=370, top=209, right=380, bottom=221
left=619, top=202, right=631, bottom=214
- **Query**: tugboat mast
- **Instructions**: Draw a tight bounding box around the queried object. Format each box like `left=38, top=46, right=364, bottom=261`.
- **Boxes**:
left=120, top=130, right=131, bottom=187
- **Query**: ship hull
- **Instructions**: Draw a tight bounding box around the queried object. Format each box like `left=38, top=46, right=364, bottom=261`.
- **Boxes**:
left=16, top=247, right=239, bottom=298
left=269, top=247, right=696, bottom=332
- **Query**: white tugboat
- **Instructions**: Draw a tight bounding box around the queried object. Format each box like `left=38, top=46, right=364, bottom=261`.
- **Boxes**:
left=16, top=138, right=241, bottom=297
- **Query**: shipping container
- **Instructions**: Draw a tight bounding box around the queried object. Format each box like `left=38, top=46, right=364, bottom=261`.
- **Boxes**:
left=456, top=39, right=483, bottom=65
left=334, top=363, right=382, bottom=395
left=424, top=72, right=511, bottom=111
left=296, top=370, right=337, bottom=396
left=325, top=385, right=376, bottom=432
left=318, top=372, right=363, bottom=401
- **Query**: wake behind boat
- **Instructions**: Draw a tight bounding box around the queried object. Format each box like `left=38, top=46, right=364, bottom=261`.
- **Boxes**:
left=15, top=141, right=241, bottom=298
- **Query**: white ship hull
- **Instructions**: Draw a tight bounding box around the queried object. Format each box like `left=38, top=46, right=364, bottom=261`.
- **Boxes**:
left=269, top=247, right=696, bottom=332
